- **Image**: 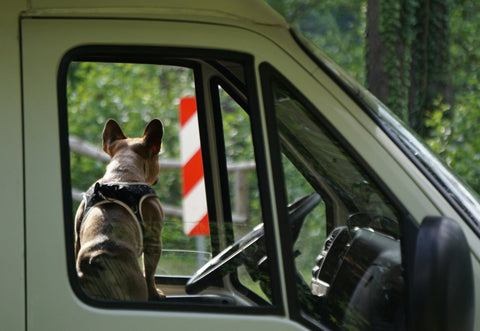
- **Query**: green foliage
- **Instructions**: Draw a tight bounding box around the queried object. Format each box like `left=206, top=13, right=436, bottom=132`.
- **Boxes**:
left=377, top=0, right=418, bottom=122
left=267, top=0, right=366, bottom=84
left=66, top=3, right=480, bottom=282
left=425, top=96, right=480, bottom=193
left=424, top=1, right=480, bottom=193
left=267, top=0, right=480, bottom=195
left=450, top=0, right=480, bottom=94
left=409, top=0, right=453, bottom=135
left=68, top=62, right=193, bottom=201
left=365, top=0, right=452, bottom=131
left=68, top=62, right=198, bottom=254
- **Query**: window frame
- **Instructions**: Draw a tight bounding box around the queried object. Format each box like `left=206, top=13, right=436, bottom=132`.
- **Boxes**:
left=259, top=62, right=416, bottom=329
left=57, top=45, right=283, bottom=315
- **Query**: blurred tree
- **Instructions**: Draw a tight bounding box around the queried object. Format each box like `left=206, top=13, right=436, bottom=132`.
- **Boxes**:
left=68, top=62, right=201, bottom=254
left=267, top=0, right=366, bottom=83
left=266, top=0, right=480, bottom=193
left=424, top=1, right=480, bottom=192
left=408, top=0, right=453, bottom=135
left=366, top=0, right=452, bottom=136
left=67, top=62, right=194, bottom=207
left=366, top=0, right=416, bottom=123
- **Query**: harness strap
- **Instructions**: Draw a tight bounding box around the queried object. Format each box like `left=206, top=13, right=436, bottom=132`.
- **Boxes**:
left=81, top=182, right=158, bottom=256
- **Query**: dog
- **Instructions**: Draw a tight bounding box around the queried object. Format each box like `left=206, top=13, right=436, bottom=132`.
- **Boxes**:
left=74, top=118, right=165, bottom=301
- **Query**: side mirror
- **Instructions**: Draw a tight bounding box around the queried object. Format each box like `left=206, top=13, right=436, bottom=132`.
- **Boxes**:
left=409, top=216, right=474, bottom=331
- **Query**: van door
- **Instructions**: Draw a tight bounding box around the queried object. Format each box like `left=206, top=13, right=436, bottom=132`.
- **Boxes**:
left=21, top=17, right=306, bottom=330
left=22, top=12, right=477, bottom=330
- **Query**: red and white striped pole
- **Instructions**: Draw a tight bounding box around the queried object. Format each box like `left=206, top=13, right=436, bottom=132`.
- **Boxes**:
left=179, top=97, right=210, bottom=236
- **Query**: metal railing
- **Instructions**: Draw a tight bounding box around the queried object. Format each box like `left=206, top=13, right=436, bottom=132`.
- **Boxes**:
left=69, top=136, right=255, bottom=223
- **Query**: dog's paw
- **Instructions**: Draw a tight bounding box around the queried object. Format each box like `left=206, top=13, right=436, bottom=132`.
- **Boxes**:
left=149, top=287, right=166, bottom=301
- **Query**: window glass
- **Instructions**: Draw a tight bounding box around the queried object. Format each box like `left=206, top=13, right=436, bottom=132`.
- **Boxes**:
left=158, top=78, right=275, bottom=307
left=218, top=85, right=258, bottom=236
left=217, top=85, right=270, bottom=301
left=65, top=58, right=276, bottom=309
left=270, top=76, right=405, bottom=329
left=67, top=62, right=211, bottom=302
left=282, top=155, right=327, bottom=283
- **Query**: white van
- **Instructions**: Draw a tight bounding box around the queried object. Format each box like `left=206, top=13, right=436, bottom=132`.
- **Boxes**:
left=1, top=0, right=477, bottom=330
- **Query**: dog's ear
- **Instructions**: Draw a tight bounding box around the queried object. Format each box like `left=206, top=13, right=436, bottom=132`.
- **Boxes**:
left=102, top=119, right=127, bottom=155
left=143, top=119, right=164, bottom=155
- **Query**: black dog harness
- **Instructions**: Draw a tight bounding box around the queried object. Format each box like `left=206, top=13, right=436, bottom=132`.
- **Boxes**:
left=81, top=182, right=158, bottom=256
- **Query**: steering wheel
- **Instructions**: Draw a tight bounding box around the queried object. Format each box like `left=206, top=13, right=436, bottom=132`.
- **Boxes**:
left=185, top=192, right=321, bottom=295
left=347, top=212, right=399, bottom=238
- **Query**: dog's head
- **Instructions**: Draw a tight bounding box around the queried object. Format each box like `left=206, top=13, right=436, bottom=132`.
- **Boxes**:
left=102, top=119, right=164, bottom=185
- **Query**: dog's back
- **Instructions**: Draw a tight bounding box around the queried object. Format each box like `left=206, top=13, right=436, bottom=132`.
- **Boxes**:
left=78, top=251, right=148, bottom=301
left=75, top=119, right=165, bottom=301
left=76, top=204, right=148, bottom=300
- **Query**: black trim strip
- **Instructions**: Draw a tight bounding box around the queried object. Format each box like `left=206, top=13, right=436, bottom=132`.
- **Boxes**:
left=258, top=64, right=297, bottom=318
left=207, top=60, right=248, bottom=100
left=211, top=76, right=249, bottom=113
left=57, top=45, right=281, bottom=315
left=210, top=77, right=256, bottom=301
left=202, top=76, right=231, bottom=256
left=19, top=16, right=28, bottom=330
left=244, top=60, right=285, bottom=312
left=208, top=71, right=285, bottom=308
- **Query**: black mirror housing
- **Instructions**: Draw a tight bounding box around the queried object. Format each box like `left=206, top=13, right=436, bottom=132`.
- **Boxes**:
left=409, top=216, right=474, bottom=331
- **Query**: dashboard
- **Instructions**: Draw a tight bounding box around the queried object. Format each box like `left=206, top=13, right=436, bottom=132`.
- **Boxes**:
left=310, top=226, right=405, bottom=329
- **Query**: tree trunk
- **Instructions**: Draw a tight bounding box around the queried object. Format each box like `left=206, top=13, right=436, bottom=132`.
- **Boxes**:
left=366, top=0, right=452, bottom=137
left=408, top=0, right=453, bottom=136
left=366, top=0, right=414, bottom=123
left=366, top=0, right=389, bottom=106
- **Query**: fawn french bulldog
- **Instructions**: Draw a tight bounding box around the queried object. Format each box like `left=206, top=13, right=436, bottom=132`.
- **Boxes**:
left=75, top=119, right=165, bottom=301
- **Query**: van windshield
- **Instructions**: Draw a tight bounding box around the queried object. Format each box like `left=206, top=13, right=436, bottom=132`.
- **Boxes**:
left=292, top=28, right=480, bottom=230
left=375, top=104, right=480, bottom=228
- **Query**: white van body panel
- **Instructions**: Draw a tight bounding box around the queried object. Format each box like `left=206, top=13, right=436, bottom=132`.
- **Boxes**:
left=1, top=0, right=478, bottom=329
